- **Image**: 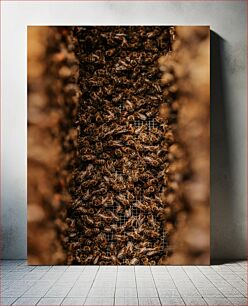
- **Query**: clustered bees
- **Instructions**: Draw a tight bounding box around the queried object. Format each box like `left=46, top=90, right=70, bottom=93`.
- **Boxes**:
left=28, top=26, right=209, bottom=265
left=65, top=26, right=174, bottom=265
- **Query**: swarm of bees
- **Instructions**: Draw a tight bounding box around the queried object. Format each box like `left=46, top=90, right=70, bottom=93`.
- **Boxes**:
left=28, top=26, right=209, bottom=265
left=64, top=26, right=174, bottom=265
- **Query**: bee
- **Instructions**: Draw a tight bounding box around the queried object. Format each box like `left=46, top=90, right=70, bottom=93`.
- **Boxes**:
left=105, top=110, right=115, bottom=121
left=143, top=156, right=159, bottom=167
left=104, top=226, right=112, bottom=233
left=98, top=213, right=111, bottom=222
left=109, top=211, right=119, bottom=222
left=81, top=178, right=98, bottom=188
left=124, top=216, right=136, bottom=229
left=145, top=229, right=160, bottom=239
left=114, top=204, right=123, bottom=215
left=117, top=247, right=127, bottom=259
left=126, top=191, right=135, bottom=201
left=125, top=135, right=136, bottom=147
left=147, top=31, right=156, bottom=38
left=133, top=124, right=145, bottom=135
left=106, top=48, right=116, bottom=57
left=127, top=114, right=135, bottom=122
left=115, top=149, right=123, bottom=157
left=112, top=182, right=126, bottom=192
left=93, top=198, right=102, bottom=207
left=141, top=257, right=150, bottom=265
left=139, top=241, right=151, bottom=248
left=124, top=208, right=131, bottom=218
left=109, top=242, right=115, bottom=252
left=82, top=246, right=91, bottom=253
left=138, top=132, right=149, bottom=143
left=84, top=229, right=93, bottom=237
left=102, top=194, right=114, bottom=206
left=146, top=248, right=161, bottom=257
left=121, top=135, right=132, bottom=144
left=151, top=204, right=160, bottom=214
left=134, top=201, right=147, bottom=212
left=121, top=36, right=128, bottom=47
left=127, top=231, right=141, bottom=240
left=93, top=255, right=100, bottom=265
left=83, top=238, right=93, bottom=247
left=118, top=60, right=129, bottom=68
left=108, top=139, right=122, bottom=147
left=139, top=247, right=147, bottom=255
left=136, top=113, right=147, bottom=121
left=134, top=141, right=143, bottom=152
left=96, top=233, right=108, bottom=246
left=116, top=127, right=129, bottom=135
left=84, top=215, right=94, bottom=226
left=82, top=154, right=96, bottom=161
left=146, top=178, right=159, bottom=186
left=85, top=255, right=94, bottom=264
left=76, top=205, right=88, bottom=215
left=110, top=224, right=118, bottom=231
left=116, top=194, right=129, bottom=206
left=130, top=258, right=139, bottom=265
left=124, top=100, right=134, bottom=111
left=137, top=214, right=146, bottom=227
left=68, top=230, right=77, bottom=238
left=87, top=207, right=95, bottom=215
left=91, top=187, right=107, bottom=196
left=111, top=255, right=119, bottom=265
left=144, top=186, right=155, bottom=195
left=121, top=146, right=132, bottom=154
left=147, top=215, right=158, bottom=228
left=112, top=93, right=123, bottom=103
left=130, top=170, right=140, bottom=183
left=95, top=220, right=105, bottom=228
left=95, top=159, right=106, bottom=165
left=115, top=234, right=127, bottom=243
left=95, top=141, right=103, bottom=153
left=100, top=255, right=110, bottom=261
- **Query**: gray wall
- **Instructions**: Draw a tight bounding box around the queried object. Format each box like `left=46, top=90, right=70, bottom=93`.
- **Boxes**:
left=1, top=1, right=247, bottom=260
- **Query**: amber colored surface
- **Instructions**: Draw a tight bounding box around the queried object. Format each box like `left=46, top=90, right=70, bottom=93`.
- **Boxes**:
left=27, top=26, right=81, bottom=264
left=159, top=26, right=210, bottom=264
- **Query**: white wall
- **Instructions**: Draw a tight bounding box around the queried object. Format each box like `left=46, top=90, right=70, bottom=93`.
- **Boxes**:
left=1, top=1, right=247, bottom=260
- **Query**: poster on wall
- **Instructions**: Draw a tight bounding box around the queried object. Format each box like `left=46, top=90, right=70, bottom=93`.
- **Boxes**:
left=28, top=26, right=210, bottom=265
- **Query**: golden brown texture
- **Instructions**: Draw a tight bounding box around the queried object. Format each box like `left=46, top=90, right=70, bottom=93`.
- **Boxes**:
left=27, top=27, right=81, bottom=264
left=159, top=26, right=210, bottom=264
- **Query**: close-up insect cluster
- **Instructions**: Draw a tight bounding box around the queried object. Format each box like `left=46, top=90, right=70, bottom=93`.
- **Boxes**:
left=66, top=27, right=174, bottom=265
left=28, top=26, right=210, bottom=265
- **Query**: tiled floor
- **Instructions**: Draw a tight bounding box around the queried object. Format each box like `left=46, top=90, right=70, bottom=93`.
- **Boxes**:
left=1, top=260, right=247, bottom=306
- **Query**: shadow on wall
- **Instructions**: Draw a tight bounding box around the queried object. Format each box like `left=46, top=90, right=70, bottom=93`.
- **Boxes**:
left=210, top=31, right=242, bottom=263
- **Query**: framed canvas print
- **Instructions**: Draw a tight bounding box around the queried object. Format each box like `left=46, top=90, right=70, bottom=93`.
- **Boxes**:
left=28, top=26, right=210, bottom=265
